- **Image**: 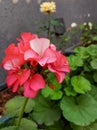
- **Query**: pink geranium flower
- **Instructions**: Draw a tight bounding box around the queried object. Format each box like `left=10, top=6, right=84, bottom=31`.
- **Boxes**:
left=6, top=69, right=30, bottom=92
left=48, top=51, right=70, bottom=83
left=2, top=44, right=24, bottom=70
left=24, top=38, right=56, bottom=66
left=2, top=32, right=70, bottom=98
left=17, top=32, right=37, bottom=54
left=24, top=74, right=45, bottom=98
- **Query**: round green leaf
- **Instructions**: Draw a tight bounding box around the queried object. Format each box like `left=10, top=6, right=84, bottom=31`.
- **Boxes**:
left=67, top=55, right=83, bottom=70
left=41, top=85, right=63, bottom=100
left=64, top=86, right=77, bottom=96
left=44, top=120, right=64, bottom=130
left=60, top=94, right=97, bottom=126
left=0, top=119, right=37, bottom=130
left=72, top=120, right=97, bottom=130
left=90, top=59, right=97, bottom=69
left=88, top=85, right=97, bottom=101
left=74, top=47, right=89, bottom=59
left=87, top=45, right=97, bottom=56
left=32, top=95, right=61, bottom=125
left=5, top=96, right=35, bottom=117
left=92, top=36, right=97, bottom=41
left=0, top=126, right=23, bottom=130
left=20, top=118, right=37, bottom=130
left=42, top=73, right=62, bottom=100
left=71, top=76, right=91, bottom=94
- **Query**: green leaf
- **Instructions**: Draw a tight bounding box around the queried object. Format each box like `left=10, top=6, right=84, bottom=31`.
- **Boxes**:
left=5, top=96, right=35, bottom=117
left=42, top=85, right=63, bottom=100
left=50, top=19, right=59, bottom=26
left=31, top=95, right=61, bottom=126
left=88, top=85, right=97, bottom=101
left=92, top=36, right=97, bottom=41
left=67, top=55, right=83, bottom=70
left=87, top=45, right=97, bottom=56
left=71, top=76, right=91, bottom=94
left=0, top=126, right=22, bottom=130
left=90, top=59, right=97, bottom=69
left=60, top=94, right=97, bottom=126
left=74, top=47, right=89, bottom=59
left=25, top=99, right=35, bottom=113
left=19, top=118, right=37, bottom=130
left=44, top=120, right=64, bottom=130
left=72, top=120, right=97, bottom=130
left=42, top=73, right=63, bottom=100
left=64, top=86, right=77, bottom=96
left=0, top=119, right=37, bottom=130
left=41, top=84, right=62, bottom=100
left=93, top=72, right=97, bottom=82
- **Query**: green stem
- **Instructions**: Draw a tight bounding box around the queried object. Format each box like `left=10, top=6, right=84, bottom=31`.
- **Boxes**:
left=16, top=97, right=29, bottom=127
left=48, top=13, right=51, bottom=38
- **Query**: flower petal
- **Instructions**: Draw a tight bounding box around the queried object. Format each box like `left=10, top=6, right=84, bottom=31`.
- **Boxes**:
left=19, top=69, right=30, bottom=85
left=24, top=81, right=37, bottom=98
left=20, top=32, right=37, bottom=42
left=24, top=49, right=39, bottom=61
left=6, top=74, right=17, bottom=87
left=30, top=74, right=45, bottom=91
left=55, top=72, right=66, bottom=83
left=12, top=81, right=19, bottom=92
left=54, top=65, right=70, bottom=73
left=38, top=48, right=56, bottom=66
left=30, top=38, right=50, bottom=56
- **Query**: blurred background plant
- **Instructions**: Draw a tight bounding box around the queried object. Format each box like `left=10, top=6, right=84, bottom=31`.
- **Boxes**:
left=37, top=1, right=97, bottom=54
left=37, top=1, right=66, bottom=50
left=59, top=21, right=97, bottom=53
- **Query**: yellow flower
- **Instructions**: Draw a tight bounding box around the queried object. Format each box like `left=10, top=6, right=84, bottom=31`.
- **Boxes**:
left=71, top=22, right=77, bottom=28
left=88, top=22, right=93, bottom=30
left=40, top=1, right=56, bottom=14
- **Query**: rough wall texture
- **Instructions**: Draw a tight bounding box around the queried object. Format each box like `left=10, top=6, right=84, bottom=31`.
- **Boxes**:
left=0, top=0, right=97, bottom=84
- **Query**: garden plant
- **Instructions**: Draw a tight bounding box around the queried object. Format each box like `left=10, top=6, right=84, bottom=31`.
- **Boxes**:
left=1, top=1, right=97, bottom=130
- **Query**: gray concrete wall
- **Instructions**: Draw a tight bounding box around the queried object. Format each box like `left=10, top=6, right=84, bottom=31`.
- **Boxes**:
left=0, top=0, right=97, bottom=84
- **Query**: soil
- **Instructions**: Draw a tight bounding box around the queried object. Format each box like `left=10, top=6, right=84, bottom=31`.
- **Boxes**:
left=0, top=89, right=19, bottom=117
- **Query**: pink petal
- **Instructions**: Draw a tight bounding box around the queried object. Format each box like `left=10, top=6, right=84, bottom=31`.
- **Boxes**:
left=12, top=81, right=19, bottom=92
left=30, top=38, right=50, bottom=56
left=24, top=49, right=39, bottom=61
left=3, top=56, right=24, bottom=70
left=21, top=32, right=36, bottom=42
left=55, top=72, right=66, bottom=83
left=54, top=65, right=70, bottom=73
left=3, top=60, right=16, bottom=70
left=6, top=74, right=17, bottom=87
left=43, top=48, right=56, bottom=63
left=30, top=74, right=45, bottom=91
left=24, top=81, right=37, bottom=98
left=11, top=58, right=23, bottom=68
left=38, top=48, right=56, bottom=66
left=5, top=44, right=19, bottom=55
left=50, top=44, right=56, bottom=50
left=38, top=57, right=49, bottom=66
left=48, top=64, right=56, bottom=73
left=19, top=69, right=30, bottom=85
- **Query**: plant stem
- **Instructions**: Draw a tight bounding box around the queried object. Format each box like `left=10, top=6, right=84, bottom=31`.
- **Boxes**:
left=48, top=13, right=51, bottom=38
left=16, top=97, right=29, bottom=127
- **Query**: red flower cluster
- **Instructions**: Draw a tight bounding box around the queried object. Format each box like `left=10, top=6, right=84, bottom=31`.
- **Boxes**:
left=2, top=32, right=70, bottom=98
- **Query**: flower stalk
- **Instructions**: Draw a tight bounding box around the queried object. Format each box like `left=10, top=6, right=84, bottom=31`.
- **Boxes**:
left=16, top=97, right=29, bottom=127
left=48, top=13, right=51, bottom=38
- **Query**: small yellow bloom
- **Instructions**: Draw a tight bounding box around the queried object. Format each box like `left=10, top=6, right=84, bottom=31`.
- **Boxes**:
left=88, top=22, right=93, bottom=30
left=71, top=22, right=77, bottom=28
left=40, top=1, right=56, bottom=14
